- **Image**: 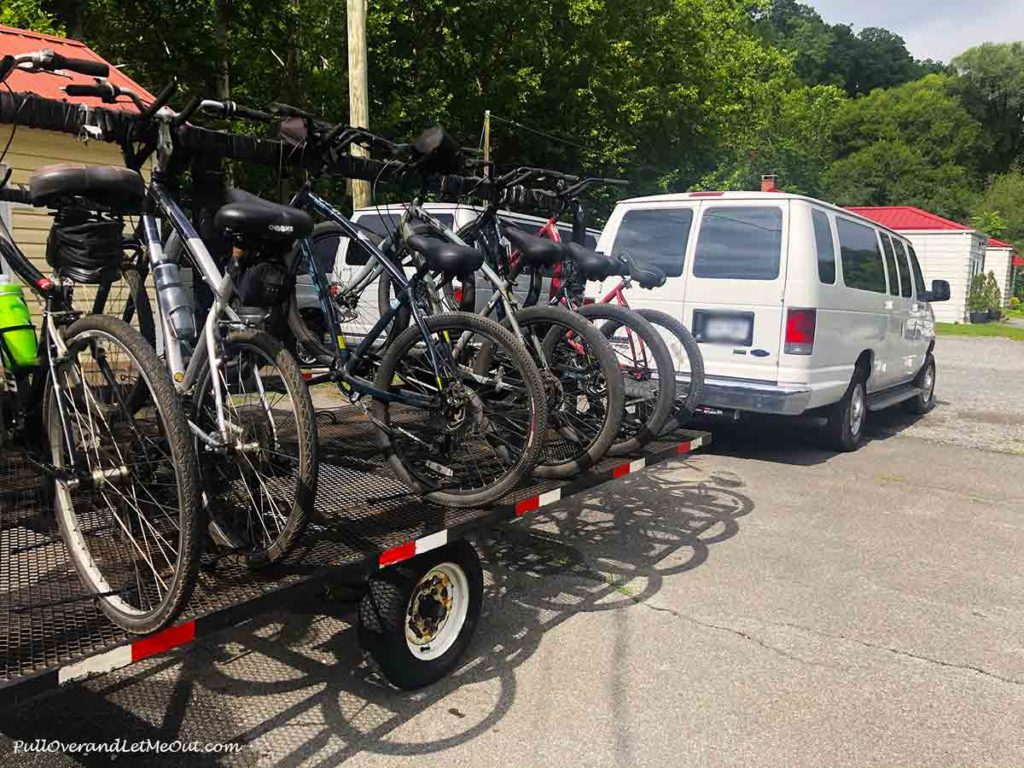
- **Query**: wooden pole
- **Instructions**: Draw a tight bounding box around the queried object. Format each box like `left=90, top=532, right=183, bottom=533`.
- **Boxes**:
left=347, top=0, right=370, bottom=210
left=482, top=110, right=491, bottom=165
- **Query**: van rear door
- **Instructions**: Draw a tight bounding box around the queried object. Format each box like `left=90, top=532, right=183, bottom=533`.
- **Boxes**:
left=683, top=201, right=789, bottom=383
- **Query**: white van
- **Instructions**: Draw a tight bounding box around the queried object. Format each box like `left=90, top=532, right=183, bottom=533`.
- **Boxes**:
left=594, top=191, right=951, bottom=450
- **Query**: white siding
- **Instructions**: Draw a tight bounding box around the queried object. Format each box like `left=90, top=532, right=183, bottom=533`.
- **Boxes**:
left=985, top=247, right=1014, bottom=305
left=901, top=230, right=983, bottom=324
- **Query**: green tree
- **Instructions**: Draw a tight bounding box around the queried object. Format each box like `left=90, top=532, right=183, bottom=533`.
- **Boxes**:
left=973, top=170, right=1024, bottom=246
left=823, top=74, right=986, bottom=218
left=952, top=42, right=1024, bottom=171
left=1, top=0, right=63, bottom=34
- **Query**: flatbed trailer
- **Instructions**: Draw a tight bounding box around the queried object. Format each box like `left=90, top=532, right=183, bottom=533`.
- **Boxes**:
left=1, top=406, right=709, bottom=704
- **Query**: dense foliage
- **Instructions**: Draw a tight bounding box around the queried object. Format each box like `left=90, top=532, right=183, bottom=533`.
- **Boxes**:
left=7, top=0, right=1024, bottom=249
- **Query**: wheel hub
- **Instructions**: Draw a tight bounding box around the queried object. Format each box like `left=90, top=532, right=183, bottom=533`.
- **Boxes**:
left=407, top=571, right=453, bottom=645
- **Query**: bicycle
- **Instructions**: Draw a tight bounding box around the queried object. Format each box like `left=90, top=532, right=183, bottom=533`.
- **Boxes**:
left=0, top=49, right=200, bottom=633
left=245, top=104, right=550, bottom=506
left=63, top=81, right=318, bottom=566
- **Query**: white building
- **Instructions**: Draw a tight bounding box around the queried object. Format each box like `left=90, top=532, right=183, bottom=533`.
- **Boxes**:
left=847, top=207, right=988, bottom=324
left=984, top=238, right=1015, bottom=305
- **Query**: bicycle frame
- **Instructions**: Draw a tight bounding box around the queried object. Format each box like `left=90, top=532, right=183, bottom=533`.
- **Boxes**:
left=288, top=185, right=453, bottom=408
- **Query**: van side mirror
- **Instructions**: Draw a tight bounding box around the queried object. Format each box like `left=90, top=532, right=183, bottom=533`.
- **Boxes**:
left=921, top=279, right=950, bottom=302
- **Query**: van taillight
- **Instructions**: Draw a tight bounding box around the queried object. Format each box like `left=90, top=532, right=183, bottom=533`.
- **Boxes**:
left=784, top=308, right=816, bottom=355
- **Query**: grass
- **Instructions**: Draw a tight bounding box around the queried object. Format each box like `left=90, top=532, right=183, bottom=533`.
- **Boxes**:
left=935, top=322, right=1024, bottom=341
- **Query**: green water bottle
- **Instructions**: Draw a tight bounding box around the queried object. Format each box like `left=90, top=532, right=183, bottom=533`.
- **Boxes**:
left=0, top=278, right=38, bottom=371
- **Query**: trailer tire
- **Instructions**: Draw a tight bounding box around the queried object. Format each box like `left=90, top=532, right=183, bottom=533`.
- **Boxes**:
left=359, top=540, right=483, bottom=689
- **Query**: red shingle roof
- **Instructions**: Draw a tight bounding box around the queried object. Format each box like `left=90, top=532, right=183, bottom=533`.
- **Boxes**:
left=988, top=237, right=1013, bottom=248
left=0, top=25, right=152, bottom=112
left=846, top=206, right=972, bottom=232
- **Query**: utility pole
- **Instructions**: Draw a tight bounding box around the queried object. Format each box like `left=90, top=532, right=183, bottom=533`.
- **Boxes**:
left=347, top=0, right=370, bottom=210
left=482, top=110, right=491, bottom=166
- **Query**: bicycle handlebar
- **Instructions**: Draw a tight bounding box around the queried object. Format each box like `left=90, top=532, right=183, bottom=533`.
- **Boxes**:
left=0, top=183, right=33, bottom=205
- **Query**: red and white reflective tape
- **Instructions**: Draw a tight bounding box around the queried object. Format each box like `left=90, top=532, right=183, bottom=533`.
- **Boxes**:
left=378, top=529, right=449, bottom=568
left=514, top=488, right=562, bottom=516
left=57, top=622, right=196, bottom=684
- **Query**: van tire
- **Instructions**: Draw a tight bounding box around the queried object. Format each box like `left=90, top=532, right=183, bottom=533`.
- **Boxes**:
left=903, top=354, right=936, bottom=415
left=826, top=366, right=868, bottom=452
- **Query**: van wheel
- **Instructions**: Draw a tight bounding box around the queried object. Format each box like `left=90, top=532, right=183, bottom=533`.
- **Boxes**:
left=826, top=367, right=867, bottom=452
left=904, top=354, right=936, bottom=415
left=359, top=541, right=483, bottom=690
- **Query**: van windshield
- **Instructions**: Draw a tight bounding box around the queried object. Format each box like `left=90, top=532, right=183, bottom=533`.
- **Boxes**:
left=693, top=206, right=783, bottom=280
left=611, top=208, right=693, bottom=277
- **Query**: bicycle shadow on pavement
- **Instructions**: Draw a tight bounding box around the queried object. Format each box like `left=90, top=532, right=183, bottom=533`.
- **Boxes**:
left=0, top=463, right=754, bottom=767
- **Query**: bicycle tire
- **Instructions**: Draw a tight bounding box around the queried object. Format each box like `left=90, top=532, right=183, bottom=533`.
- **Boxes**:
left=475, top=305, right=625, bottom=478
left=47, top=314, right=201, bottom=634
left=192, top=329, right=318, bottom=568
left=634, top=308, right=705, bottom=428
left=372, top=311, right=547, bottom=507
left=577, top=303, right=675, bottom=455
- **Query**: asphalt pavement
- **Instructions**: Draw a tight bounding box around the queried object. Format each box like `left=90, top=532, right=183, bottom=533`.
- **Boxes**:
left=2, top=336, right=1022, bottom=767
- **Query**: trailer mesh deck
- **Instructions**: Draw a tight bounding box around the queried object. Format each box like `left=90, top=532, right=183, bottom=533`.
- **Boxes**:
left=0, top=405, right=708, bottom=703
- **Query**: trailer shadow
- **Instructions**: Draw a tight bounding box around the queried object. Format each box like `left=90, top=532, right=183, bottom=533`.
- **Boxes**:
left=0, top=463, right=754, bottom=767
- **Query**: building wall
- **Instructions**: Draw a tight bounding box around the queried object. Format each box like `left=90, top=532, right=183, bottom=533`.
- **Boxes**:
left=0, top=127, right=134, bottom=322
left=984, top=247, right=1014, bottom=305
left=902, top=230, right=984, bottom=324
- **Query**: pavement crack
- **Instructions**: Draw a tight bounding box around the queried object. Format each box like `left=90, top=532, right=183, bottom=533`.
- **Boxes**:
left=761, top=618, right=1024, bottom=688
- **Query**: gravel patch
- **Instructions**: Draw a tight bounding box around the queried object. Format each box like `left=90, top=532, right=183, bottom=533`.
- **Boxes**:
left=874, top=336, right=1024, bottom=455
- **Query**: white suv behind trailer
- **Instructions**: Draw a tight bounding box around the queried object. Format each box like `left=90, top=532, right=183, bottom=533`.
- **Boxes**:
left=594, top=191, right=950, bottom=450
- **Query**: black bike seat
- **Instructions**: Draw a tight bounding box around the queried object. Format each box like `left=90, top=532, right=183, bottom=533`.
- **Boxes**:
left=407, top=234, right=484, bottom=274
left=504, top=226, right=565, bottom=268
left=568, top=243, right=617, bottom=281
left=630, top=262, right=667, bottom=289
left=29, top=163, right=145, bottom=212
left=215, top=189, right=314, bottom=243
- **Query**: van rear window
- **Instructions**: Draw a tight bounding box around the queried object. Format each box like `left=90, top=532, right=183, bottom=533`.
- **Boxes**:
left=611, top=208, right=693, bottom=277
left=693, top=206, right=783, bottom=280
left=837, top=218, right=887, bottom=293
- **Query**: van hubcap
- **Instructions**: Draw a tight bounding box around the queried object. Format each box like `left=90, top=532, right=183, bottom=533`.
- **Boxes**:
left=922, top=365, right=935, bottom=400
left=850, top=385, right=865, bottom=435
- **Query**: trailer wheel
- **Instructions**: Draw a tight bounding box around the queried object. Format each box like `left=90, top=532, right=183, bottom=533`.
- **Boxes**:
left=359, top=540, right=483, bottom=689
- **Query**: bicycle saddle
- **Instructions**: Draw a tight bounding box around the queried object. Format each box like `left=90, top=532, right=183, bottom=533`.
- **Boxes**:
left=406, top=234, right=484, bottom=274
left=504, top=226, right=565, bottom=267
left=29, top=163, right=145, bottom=213
left=568, top=243, right=617, bottom=281
left=629, top=262, right=667, bottom=289
left=215, top=189, right=314, bottom=244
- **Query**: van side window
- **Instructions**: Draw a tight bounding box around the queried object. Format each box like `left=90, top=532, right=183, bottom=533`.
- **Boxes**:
left=880, top=234, right=900, bottom=296
left=892, top=239, right=914, bottom=298
left=693, top=206, right=783, bottom=280
left=907, top=245, right=927, bottom=296
left=836, top=218, right=887, bottom=293
left=611, top=208, right=693, bottom=277
left=811, top=209, right=836, bottom=284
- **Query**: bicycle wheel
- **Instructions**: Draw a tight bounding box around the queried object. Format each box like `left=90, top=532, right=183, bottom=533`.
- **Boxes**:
left=634, top=309, right=705, bottom=428
left=192, top=329, right=317, bottom=568
left=287, top=221, right=406, bottom=365
left=47, top=314, right=200, bottom=634
left=372, top=312, right=547, bottom=507
left=577, top=303, right=675, bottom=456
left=476, top=305, right=624, bottom=478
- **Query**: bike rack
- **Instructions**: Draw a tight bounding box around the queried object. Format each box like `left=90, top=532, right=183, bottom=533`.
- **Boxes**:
left=0, top=408, right=709, bottom=706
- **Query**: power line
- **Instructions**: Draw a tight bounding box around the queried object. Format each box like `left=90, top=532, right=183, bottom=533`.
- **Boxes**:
left=487, top=112, right=590, bottom=152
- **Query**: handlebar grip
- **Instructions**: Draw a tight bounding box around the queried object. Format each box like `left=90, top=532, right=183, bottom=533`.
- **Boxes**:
left=232, top=103, right=274, bottom=122
left=140, top=79, right=177, bottom=121
left=172, top=95, right=200, bottom=128
left=50, top=54, right=109, bottom=78
left=64, top=82, right=117, bottom=99
left=269, top=102, right=315, bottom=120
left=0, top=184, right=33, bottom=205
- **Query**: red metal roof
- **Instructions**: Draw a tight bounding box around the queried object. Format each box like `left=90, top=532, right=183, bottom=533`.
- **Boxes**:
left=988, top=237, right=1013, bottom=248
left=0, top=25, right=152, bottom=112
left=1014, top=255, right=1024, bottom=267
left=846, top=206, right=972, bottom=232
